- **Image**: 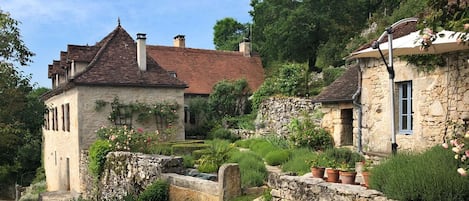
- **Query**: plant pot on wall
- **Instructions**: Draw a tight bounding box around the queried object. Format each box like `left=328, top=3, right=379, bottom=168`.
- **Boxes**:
left=339, top=171, right=357, bottom=185
left=326, top=169, right=340, bottom=183
left=362, top=171, right=371, bottom=188
left=311, top=167, right=325, bottom=178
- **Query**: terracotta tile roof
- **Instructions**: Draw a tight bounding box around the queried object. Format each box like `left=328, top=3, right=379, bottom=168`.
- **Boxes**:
left=72, top=26, right=186, bottom=88
left=67, top=45, right=99, bottom=62
left=147, top=45, right=265, bottom=94
left=45, top=25, right=186, bottom=95
left=312, top=64, right=359, bottom=103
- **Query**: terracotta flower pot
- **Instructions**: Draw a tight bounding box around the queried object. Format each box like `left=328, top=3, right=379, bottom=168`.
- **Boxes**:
left=311, top=167, right=325, bottom=178
left=326, top=169, right=340, bottom=183
left=362, top=171, right=371, bottom=187
left=339, top=171, right=357, bottom=184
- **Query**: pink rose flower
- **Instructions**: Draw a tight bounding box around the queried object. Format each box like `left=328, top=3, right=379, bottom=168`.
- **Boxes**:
left=452, top=147, right=461, bottom=153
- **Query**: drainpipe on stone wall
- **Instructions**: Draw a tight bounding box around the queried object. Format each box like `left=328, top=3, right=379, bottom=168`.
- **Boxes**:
left=351, top=62, right=363, bottom=154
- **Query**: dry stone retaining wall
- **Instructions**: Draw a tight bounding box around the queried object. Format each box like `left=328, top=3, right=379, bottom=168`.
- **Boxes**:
left=256, top=97, right=319, bottom=137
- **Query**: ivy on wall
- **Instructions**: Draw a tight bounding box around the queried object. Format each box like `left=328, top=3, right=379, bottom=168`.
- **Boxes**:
left=94, top=96, right=180, bottom=138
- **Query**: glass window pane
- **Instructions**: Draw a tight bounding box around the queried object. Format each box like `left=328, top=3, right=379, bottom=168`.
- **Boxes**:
left=402, top=116, right=407, bottom=130
left=402, top=100, right=407, bottom=113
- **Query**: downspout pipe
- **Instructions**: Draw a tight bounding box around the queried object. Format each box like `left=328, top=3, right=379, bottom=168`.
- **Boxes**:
left=371, top=17, right=418, bottom=155
left=351, top=64, right=363, bottom=153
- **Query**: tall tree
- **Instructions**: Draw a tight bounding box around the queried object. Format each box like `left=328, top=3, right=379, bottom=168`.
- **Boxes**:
left=0, top=9, right=43, bottom=196
left=213, top=17, right=249, bottom=51
left=250, top=0, right=369, bottom=70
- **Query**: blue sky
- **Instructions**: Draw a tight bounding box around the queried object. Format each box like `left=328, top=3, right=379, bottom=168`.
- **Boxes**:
left=2, top=0, right=252, bottom=88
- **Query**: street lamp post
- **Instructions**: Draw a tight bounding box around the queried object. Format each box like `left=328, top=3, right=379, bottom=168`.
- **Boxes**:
left=371, top=17, right=418, bottom=155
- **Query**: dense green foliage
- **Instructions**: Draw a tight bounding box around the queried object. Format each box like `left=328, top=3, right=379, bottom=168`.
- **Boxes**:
left=0, top=10, right=45, bottom=195
left=213, top=17, right=249, bottom=51
left=322, top=148, right=364, bottom=169
left=196, top=140, right=234, bottom=173
left=288, top=114, right=333, bottom=151
left=209, top=79, right=250, bottom=118
left=207, top=126, right=240, bottom=142
left=88, top=140, right=111, bottom=178
left=251, top=63, right=325, bottom=111
left=249, top=0, right=369, bottom=70
left=137, top=179, right=169, bottom=201
left=370, top=146, right=469, bottom=201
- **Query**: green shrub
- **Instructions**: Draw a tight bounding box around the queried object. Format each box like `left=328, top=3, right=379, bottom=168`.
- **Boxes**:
left=223, top=113, right=256, bottom=130
left=263, top=134, right=290, bottom=149
left=370, top=146, right=469, bottom=201
left=196, top=140, right=234, bottom=173
left=229, top=151, right=267, bottom=188
left=282, top=148, right=317, bottom=175
left=288, top=116, right=333, bottom=151
left=322, top=147, right=363, bottom=168
left=137, top=179, right=169, bottom=201
left=208, top=126, right=240, bottom=142
left=182, top=155, right=195, bottom=168
left=89, top=140, right=111, bottom=178
left=265, top=150, right=290, bottom=166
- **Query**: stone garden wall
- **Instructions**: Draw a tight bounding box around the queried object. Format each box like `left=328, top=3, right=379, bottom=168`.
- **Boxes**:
left=256, top=97, right=319, bottom=137
left=267, top=172, right=393, bottom=201
left=79, top=151, right=240, bottom=201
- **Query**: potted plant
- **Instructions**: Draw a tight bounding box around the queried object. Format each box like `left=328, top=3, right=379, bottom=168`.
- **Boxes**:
left=361, top=159, right=373, bottom=188
left=339, top=162, right=357, bottom=185
left=309, top=154, right=326, bottom=178
left=325, top=159, right=340, bottom=183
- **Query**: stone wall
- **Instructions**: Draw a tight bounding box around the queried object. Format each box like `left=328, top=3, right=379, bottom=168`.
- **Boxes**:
left=98, top=152, right=183, bottom=200
left=256, top=97, right=319, bottom=137
left=267, top=172, right=393, bottom=201
left=79, top=152, right=240, bottom=201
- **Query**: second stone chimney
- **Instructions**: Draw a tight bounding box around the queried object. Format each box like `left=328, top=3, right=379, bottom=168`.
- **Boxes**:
left=137, top=33, right=147, bottom=71
left=173, top=35, right=185, bottom=48
left=239, top=38, right=251, bottom=57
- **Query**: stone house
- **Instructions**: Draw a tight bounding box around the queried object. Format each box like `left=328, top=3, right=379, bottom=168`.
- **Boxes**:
left=314, top=21, right=469, bottom=154
left=146, top=36, right=264, bottom=129
left=41, top=23, right=187, bottom=193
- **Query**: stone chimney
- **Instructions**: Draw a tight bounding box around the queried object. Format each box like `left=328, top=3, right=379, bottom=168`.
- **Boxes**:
left=239, top=38, right=251, bottom=57
left=137, top=33, right=147, bottom=71
left=173, top=35, right=185, bottom=48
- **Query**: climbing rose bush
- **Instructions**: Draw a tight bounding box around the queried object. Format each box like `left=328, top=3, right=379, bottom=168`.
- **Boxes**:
left=442, top=122, right=469, bottom=176
left=96, top=126, right=154, bottom=152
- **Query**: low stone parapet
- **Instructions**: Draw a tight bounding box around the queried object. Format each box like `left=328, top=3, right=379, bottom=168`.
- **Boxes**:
left=267, top=172, right=394, bottom=201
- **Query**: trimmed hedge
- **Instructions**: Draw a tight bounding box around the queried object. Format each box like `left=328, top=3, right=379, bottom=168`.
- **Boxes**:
left=88, top=140, right=111, bottom=178
left=370, top=146, right=469, bottom=201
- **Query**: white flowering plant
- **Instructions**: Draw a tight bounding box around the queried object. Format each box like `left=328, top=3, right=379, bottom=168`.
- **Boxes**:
left=442, top=122, right=469, bottom=176
left=96, top=126, right=154, bottom=153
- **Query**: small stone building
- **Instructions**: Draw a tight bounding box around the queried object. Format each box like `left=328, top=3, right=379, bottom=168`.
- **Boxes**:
left=41, top=23, right=187, bottom=193
left=313, top=65, right=360, bottom=148
left=315, top=21, right=469, bottom=154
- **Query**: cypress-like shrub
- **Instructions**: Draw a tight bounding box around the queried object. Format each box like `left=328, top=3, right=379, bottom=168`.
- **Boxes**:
left=370, top=146, right=469, bottom=201
left=88, top=140, right=111, bottom=178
